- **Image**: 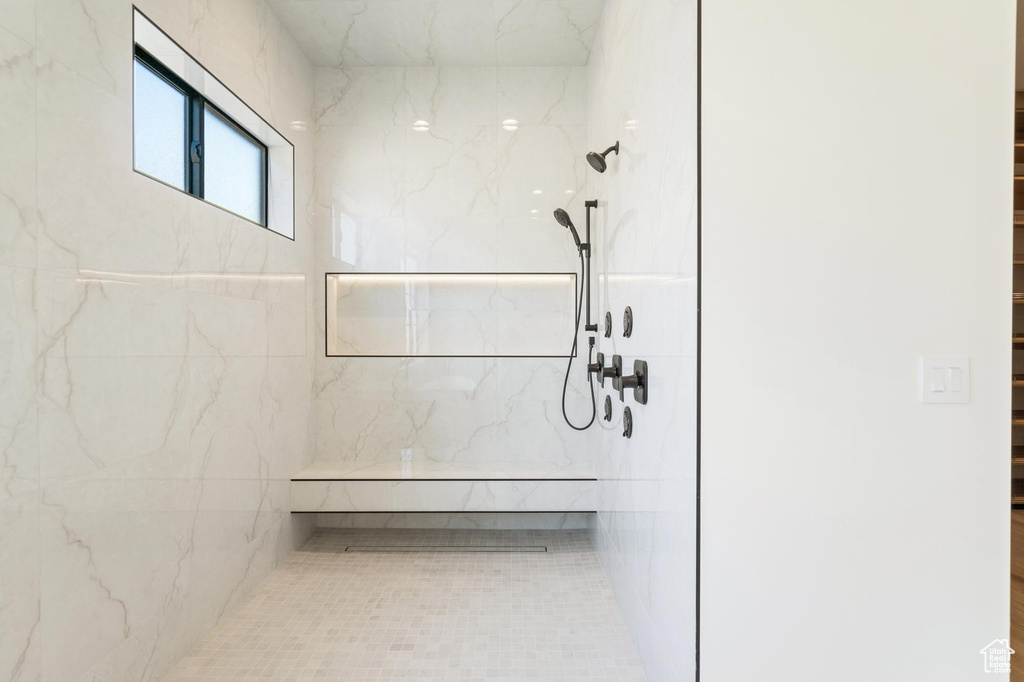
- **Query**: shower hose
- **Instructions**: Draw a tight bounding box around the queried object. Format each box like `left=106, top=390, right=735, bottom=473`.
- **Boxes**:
left=561, top=249, right=597, bottom=431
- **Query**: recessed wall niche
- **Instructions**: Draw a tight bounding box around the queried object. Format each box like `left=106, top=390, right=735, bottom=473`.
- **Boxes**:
left=325, top=272, right=577, bottom=357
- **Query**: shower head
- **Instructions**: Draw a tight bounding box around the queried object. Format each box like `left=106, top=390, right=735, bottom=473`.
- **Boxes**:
left=586, top=142, right=620, bottom=173
left=552, top=208, right=582, bottom=250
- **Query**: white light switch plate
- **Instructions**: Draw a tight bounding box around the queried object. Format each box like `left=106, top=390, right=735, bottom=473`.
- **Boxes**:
left=919, top=356, right=970, bottom=403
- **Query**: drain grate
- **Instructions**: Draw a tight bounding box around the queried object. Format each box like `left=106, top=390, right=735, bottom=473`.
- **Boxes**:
left=344, top=545, right=548, bottom=553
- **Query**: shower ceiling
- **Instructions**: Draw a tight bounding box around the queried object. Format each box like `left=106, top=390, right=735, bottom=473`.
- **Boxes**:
left=267, top=0, right=606, bottom=66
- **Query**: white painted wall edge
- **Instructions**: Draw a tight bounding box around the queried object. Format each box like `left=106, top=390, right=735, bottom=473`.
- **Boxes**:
left=700, top=1, right=1014, bottom=680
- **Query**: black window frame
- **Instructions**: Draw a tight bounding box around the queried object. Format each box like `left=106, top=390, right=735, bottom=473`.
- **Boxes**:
left=133, top=44, right=269, bottom=228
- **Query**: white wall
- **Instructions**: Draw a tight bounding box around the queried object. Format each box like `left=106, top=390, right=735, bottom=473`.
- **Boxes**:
left=586, top=1, right=699, bottom=681
left=701, top=2, right=1014, bottom=681
left=0, top=1, right=317, bottom=680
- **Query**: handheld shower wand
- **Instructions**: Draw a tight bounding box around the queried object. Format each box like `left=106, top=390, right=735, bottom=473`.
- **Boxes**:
left=552, top=205, right=597, bottom=333
left=553, top=208, right=582, bottom=251
left=552, top=203, right=599, bottom=431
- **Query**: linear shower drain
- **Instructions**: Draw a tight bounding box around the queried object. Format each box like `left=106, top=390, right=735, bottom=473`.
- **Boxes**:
left=343, top=545, right=548, bottom=553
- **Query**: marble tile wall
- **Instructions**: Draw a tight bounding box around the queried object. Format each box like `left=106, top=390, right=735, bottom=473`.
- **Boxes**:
left=585, top=1, right=699, bottom=681
left=313, top=64, right=596, bottom=469
left=267, top=0, right=607, bottom=67
left=0, top=1, right=316, bottom=680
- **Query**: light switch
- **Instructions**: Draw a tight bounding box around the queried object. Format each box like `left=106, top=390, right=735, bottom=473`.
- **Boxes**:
left=948, top=367, right=962, bottom=392
left=920, top=356, right=970, bottom=403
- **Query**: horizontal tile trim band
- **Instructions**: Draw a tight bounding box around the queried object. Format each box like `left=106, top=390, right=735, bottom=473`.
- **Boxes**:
left=325, top=355, right=578, bottom=358
left=292, top=510, right=597, bottom=514
left=326, top=272, right=576, bottom=277
left=291, top=477, right=598, bottom=482
left=343, top=546, right=549, bottom=553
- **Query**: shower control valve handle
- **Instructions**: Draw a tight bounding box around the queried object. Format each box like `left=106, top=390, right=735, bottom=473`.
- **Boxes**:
left=612, top=355, right=649, bottom=405
left=591, top=352, right=619, bottom=387
left=588, top=352, right=619, bottom=388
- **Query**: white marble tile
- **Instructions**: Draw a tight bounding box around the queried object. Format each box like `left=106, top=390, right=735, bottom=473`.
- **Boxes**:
left=497, top=124, right=588, bottom=216
left=188, top=357, right=271, bottom=481
left=268, top=274, right=307, bottom=356
left=191, top=478, right=287, bottom=559
left=403, top=398, right=504, bottom=461
left=0, top=29, right=36, bottom=269
left=422, top=0, right=501, bottom=66
left=314, top=398, right=422, bottom=462
left=292, top=480, right=393, bottom=512
left=0, top=266, right=37, bottom=502
left=268, top=0, right=605, bottom=67
left=39, top=475, right=194, bottom=681
left=35, top=54, right=191, bottom=275
left=404, top=125, right=499, bottom=220
left=36, top=0, right=131, bottom=96
left=38, top=357, right=190, bottom=483
left=292, top=479, right=595, bottom=512
left=0, top=0, right=34, bottom=43
left=37, top=270, right=189, bottom=359
left=4, top=2, right=317, bottom=681
left=586, top=1, right=698, bottom=681
left=296, top=458, right=595, bottom=480
left=187, top=291, right=268, bottom=357
left=267, top=356, right=314, bottom=475
left=266, top=0, right=377, bottom=67
left=181, top=518, right=290, bottom=645
left=406, top=67, right=498, bottom=126
left=314, top=67, right=408, bottom=126
left=494, top=0, right=605, bottom=66
left=187, top=202, right=269, bottom=301
left=500, top=398, right=589, bottom=464
left=404, top=215, right=498, bottom=270
left=187, top=2, right=273, bottom=116
left=269, top=0, right=496, bottom=67
left=497, top=357, right=585, bottom=402
left=316, top=125, right=406, bottom=225
left=497, top=66, right=587, bottom=126
left=264, top=14, right=316, bottom=131
left=400, top=356, right=500, bottom=401
left=0, top=491, right=40, bottom=682
left=391, top=479, right=596, bottom=512
left=312, top=60, right=592, bottom=497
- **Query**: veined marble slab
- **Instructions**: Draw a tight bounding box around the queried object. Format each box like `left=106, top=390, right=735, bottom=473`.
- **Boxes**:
left=293, top=459, right=596, bottom=480
left=292, top=460, right=595, bottom=512
left=291, top=479, right=595, bottom=513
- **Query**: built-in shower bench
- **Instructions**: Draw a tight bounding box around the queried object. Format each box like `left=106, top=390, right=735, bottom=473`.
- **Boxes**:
left=290, top=461, right=596, bottom=513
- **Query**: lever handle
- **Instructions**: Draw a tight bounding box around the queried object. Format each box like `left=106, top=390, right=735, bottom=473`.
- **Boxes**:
left=600, top=365, right=620, bottom=386
left=612, top=357, right=649, bottom=405
left=589, top=352, right=619, bottom=387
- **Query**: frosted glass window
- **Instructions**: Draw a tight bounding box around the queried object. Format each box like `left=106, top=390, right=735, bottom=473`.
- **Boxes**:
left=203, top=106, right=266, bottom=225
left=133, top=60, right=186, bottom=190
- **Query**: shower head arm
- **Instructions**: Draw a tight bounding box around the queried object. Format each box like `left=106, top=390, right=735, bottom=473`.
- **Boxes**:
left=601, top=143, right=620, bottom=158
